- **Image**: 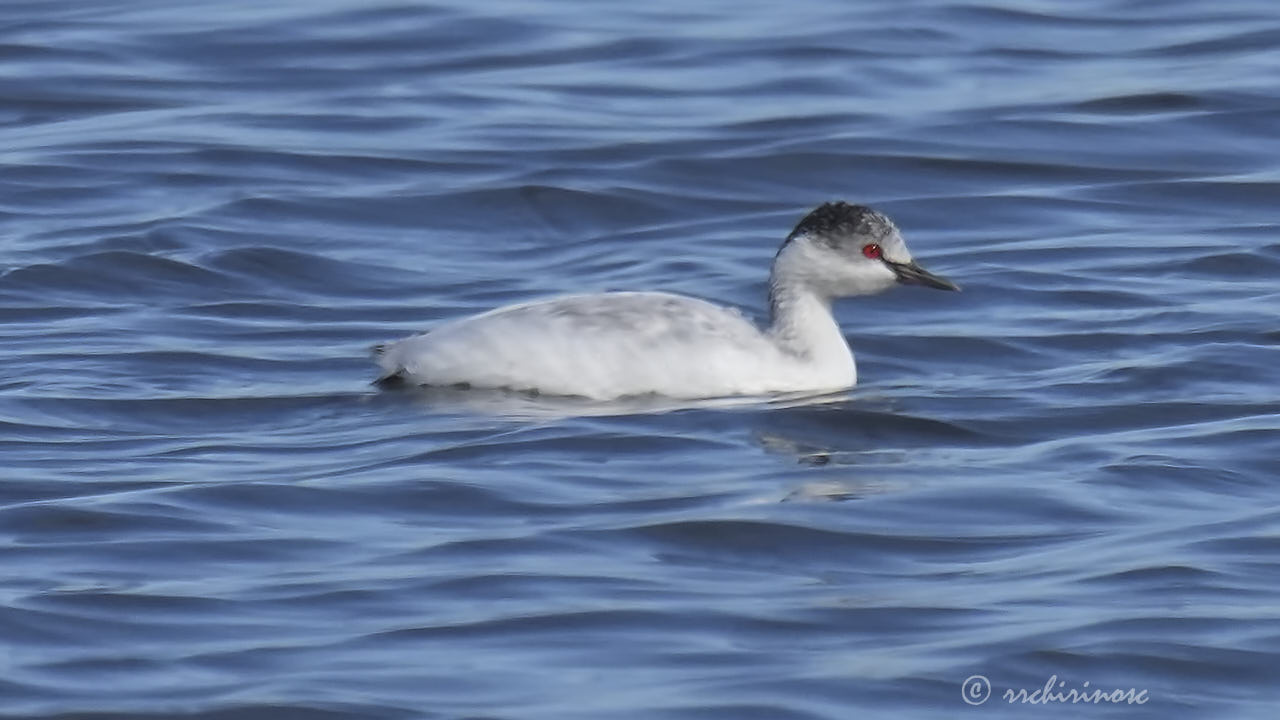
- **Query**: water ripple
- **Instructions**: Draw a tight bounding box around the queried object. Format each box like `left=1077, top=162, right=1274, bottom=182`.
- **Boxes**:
left=2, top=0, right=1279, bottom=717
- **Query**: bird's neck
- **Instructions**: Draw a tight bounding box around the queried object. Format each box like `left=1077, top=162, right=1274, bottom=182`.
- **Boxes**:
left=766, top=275, right=855, bottom=378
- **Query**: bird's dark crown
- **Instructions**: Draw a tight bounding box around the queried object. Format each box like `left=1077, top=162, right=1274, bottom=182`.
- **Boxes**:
left=785, top=202, right=895, bottom=248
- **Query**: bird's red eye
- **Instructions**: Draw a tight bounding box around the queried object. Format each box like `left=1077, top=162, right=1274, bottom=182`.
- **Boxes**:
left=862, top=243, right=882, bottom=259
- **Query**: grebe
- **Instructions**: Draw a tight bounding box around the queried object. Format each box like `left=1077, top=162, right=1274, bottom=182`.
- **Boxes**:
left=374, top=202, right=958, bottom=399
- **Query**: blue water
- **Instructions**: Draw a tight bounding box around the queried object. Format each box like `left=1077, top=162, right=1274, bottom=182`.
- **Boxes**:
left=3, top=1, right=1279, bottom=718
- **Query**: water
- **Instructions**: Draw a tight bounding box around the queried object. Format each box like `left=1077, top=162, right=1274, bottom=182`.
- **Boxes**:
left=2, top=1, right=1278, bottom=717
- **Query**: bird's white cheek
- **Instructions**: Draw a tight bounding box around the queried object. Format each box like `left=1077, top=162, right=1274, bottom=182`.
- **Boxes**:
left=837, top=262, right=897, bottom=295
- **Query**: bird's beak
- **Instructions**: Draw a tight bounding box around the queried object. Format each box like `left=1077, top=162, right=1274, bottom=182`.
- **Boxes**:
left=888, top=260, right=960, bottom=291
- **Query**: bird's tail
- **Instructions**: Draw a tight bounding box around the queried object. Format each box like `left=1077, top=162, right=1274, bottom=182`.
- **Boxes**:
left=370, top=342, right=405, bottom=387
left=373, top=371, right=407, bottom=388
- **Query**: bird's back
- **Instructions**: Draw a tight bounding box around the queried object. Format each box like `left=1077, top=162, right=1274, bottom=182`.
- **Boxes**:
left=377, top=292, right=790, bottom=399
